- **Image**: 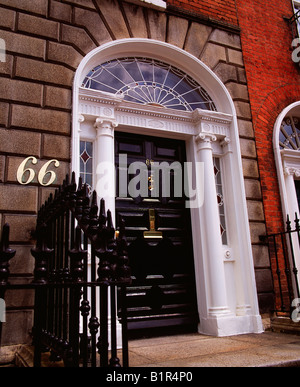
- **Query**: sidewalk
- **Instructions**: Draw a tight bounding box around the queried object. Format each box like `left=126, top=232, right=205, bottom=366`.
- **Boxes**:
left=2, top=329, right=300, bottom=367
left=127, top=331, right=300, bottom=367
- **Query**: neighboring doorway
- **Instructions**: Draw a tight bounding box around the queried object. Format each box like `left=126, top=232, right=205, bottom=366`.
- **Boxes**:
left=115, top=131, right=199, bottom=336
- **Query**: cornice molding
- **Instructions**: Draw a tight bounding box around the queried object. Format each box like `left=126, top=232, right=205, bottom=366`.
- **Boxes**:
left=78, top=88, right=232, bottom=140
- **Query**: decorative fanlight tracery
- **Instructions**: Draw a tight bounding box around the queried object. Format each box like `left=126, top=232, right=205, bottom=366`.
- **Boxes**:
left=279, top=116, right=300, bottom=150
left=82, top=57, right=217, bottom=112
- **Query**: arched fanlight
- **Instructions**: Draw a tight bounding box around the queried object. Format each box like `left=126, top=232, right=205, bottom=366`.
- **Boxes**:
left=82, top=57, right=217, bottom=112
left=279, top=116, right=300, bottom=150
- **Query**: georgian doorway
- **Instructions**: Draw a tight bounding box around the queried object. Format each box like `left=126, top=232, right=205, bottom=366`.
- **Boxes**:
left=72, top=38, right=263, bottom=337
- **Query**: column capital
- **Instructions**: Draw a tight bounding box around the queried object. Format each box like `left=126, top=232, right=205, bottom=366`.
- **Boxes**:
left=77, top=114, right=85, bottom=133
left=220, top=137, right=230, bottom=147
left=195, top=133, right=217, bottom=143
left=195, top=133, right=217, bottom=151
left=78, top=114, right=85, bottom=123
left=94, top=117, right=118, bottom=138
left=284, top=166, right=300, bottom=177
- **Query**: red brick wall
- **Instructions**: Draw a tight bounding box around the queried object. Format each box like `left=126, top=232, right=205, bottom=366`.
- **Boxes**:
left=235, top=0, right=300, bottom=312
left=167, top=0, right=238, bottom=26
left=235, top=0, right=300, bottom=234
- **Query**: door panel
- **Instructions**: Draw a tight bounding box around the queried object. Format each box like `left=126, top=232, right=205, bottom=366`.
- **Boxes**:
left=115, top=132, right=199, bottom=333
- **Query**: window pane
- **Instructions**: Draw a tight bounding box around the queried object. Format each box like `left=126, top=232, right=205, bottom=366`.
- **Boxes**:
left=80, top=141, right=93, bottom=196
left=214, top=157, right=227, bottom=245
left=279, top=116, right=300, bottom=150
left=82, top=57, right=217, bottom=112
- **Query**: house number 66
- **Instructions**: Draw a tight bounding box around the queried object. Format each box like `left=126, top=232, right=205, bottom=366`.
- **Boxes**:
left=17, top=156, right=60, bottom=186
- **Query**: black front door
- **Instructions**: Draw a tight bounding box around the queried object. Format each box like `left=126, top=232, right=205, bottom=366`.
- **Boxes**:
left=115, top=132, right=199, bottom=334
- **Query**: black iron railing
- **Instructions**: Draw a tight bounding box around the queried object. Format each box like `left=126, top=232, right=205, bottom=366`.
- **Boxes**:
left=0, top=173, right=131, bottom=367
left=261, top=214, right=300, bottom=316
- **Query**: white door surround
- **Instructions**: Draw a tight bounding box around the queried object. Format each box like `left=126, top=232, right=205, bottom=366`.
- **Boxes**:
left=273, top=101, right=300, bottom=292
left=72, top=39, right=263, bottom=337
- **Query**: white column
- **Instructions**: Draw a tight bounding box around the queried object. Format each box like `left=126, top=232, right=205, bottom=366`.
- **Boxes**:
left=94, top=118, right=118, bottom=218
left=94, top=117, right=124, bottom=348
left=195, top=133, right=231, bottom=318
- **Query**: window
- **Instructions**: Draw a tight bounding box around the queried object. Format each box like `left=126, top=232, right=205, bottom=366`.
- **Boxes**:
left=279, top=116, right=300, bottom=150
left=82, top=57, right=216, bottom=112
left=292, top=1, right=300, bottom=37
left=214, top=157, right=227, bottom=245
left=80, top=140, right=93, bottom=196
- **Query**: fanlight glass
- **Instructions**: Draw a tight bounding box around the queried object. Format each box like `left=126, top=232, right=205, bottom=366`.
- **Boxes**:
left=279, top=116, right=300, bottom=150
left=82, top=57, right=217, bottom=112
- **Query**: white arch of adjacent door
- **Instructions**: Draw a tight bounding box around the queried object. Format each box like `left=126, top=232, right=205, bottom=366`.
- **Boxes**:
left=72, top=38, right=263, bottom=337
left=274, top=101, right=300, bottom=222
left=274, top=101, right=300, bottom=292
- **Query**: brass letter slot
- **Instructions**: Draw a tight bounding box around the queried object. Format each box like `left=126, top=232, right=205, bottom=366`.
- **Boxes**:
left=143, top=209, right=162, bottom=239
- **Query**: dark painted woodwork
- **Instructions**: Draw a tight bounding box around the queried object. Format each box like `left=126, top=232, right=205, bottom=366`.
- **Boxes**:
left=115, top=132, right=199, bottom=333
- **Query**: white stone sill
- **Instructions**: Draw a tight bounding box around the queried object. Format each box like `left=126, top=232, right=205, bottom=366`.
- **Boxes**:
left=123, top=0, right=166, bottom=11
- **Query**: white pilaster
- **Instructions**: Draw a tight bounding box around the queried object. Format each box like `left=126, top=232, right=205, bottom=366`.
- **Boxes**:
left=220, top=138, right=251, bottom=317
left=284, top=166, right=300, bottom=220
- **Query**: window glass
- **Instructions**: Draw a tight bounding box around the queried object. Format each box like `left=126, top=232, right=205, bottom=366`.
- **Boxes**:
left=293, top=1, right=300, bottom=36
left=279, top=116, right=300, bottom=150
left=82, top=57, right=217, bottom=112
left=213, top=157, right=227, bottom=245
left=80, top=140, right=93, bottom=196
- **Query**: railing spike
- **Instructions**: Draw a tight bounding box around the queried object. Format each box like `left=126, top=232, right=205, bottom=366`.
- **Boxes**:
left=91, top=190, right=97, bottom=209
left=70, top=171, right=77, bottom=192
left=99, top=198, right=106, bottom=226
left=295, top=212, right=300, bottom=230
left=71, top=171, right=76, bottom=185
left=107, top=210, right=114, bottom=229
left=77, top=176, right=83, bottom=191
left=0, top=223, right=16, bottom=289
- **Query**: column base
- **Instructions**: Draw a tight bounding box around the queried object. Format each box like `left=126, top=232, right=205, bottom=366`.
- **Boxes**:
left=107, top=318, right=123, bottom=350
left=198, top=314, right=264, bottom=337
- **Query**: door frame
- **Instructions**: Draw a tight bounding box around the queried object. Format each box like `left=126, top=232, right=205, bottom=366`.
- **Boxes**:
left=72, top=38, right=263, bottom=337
